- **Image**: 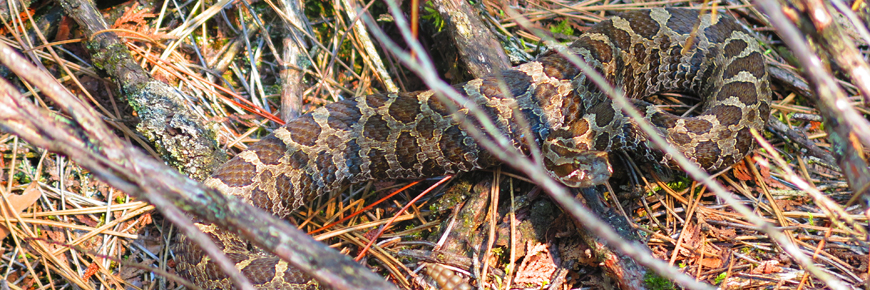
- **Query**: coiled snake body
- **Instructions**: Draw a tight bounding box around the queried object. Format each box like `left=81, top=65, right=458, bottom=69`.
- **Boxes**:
left=174, top=8, right=771, bottom=289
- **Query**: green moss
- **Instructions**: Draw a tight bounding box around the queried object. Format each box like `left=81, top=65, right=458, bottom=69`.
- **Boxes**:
left=13, top=170, right=30, bottom=184
left=643, top=271, right=676, bottom=290
left=422, top=2, right=445, bottom=32
left=404, top=224, right=423, bottom=238
left=549, top=19, right=575, bottom=37
left=666, top=175, right=691, bottom=192
left=643, top=272, right=675, bottom=290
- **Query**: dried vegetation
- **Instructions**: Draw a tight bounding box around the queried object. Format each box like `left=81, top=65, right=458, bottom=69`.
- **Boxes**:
left=0, top=0, right=867, bottom=289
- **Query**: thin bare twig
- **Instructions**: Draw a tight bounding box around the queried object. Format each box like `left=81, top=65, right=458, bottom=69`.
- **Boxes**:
left=364, top=2, right=718, bottom=289
left=0, top=41, right=398, bottom=290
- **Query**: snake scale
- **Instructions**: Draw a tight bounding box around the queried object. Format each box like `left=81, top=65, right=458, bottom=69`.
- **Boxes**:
left=173, top=8, right=770, bottom=289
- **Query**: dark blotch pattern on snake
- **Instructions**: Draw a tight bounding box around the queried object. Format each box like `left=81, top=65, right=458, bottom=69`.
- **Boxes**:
left=173, top=8, right=770, bottom=289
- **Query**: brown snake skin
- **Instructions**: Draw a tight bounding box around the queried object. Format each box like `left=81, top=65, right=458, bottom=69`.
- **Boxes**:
left=174, top=8, right=771, bottom=289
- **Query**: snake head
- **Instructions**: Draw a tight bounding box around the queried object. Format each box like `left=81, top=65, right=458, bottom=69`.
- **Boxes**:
left=542, top=142, right=613, bottom=188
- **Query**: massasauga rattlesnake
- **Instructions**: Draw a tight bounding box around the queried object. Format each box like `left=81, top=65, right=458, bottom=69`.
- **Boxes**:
left=174, top=8, right=771, bottom=289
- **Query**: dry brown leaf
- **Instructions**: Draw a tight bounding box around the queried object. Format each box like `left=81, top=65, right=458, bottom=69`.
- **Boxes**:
left=110, top=3, right=172, bottom=41
left=558, top=239, right=594, bottom=266
left=44, top=226, right=65, bottom=243
left=774, top=199, right=801, bottom=211
left=679, top=223, right=701, bottom=256
left=714, top=227, right=737, bottom=240
left=514, top=241, right=557, bottom=286
left=83, top=262, right=99, bottom=281
left=78, top=214, right=99, bottom=227
left=732, top=160, right=752, bottom=181
left=750, top=260, right=783, bottom=274
left=0, top=183, right=42, bottom=239
left=120, top=258, right=156, bottom=287
left=753, top=154, right=790, bottom=189
left=700, top=257, right=723, bottom=268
